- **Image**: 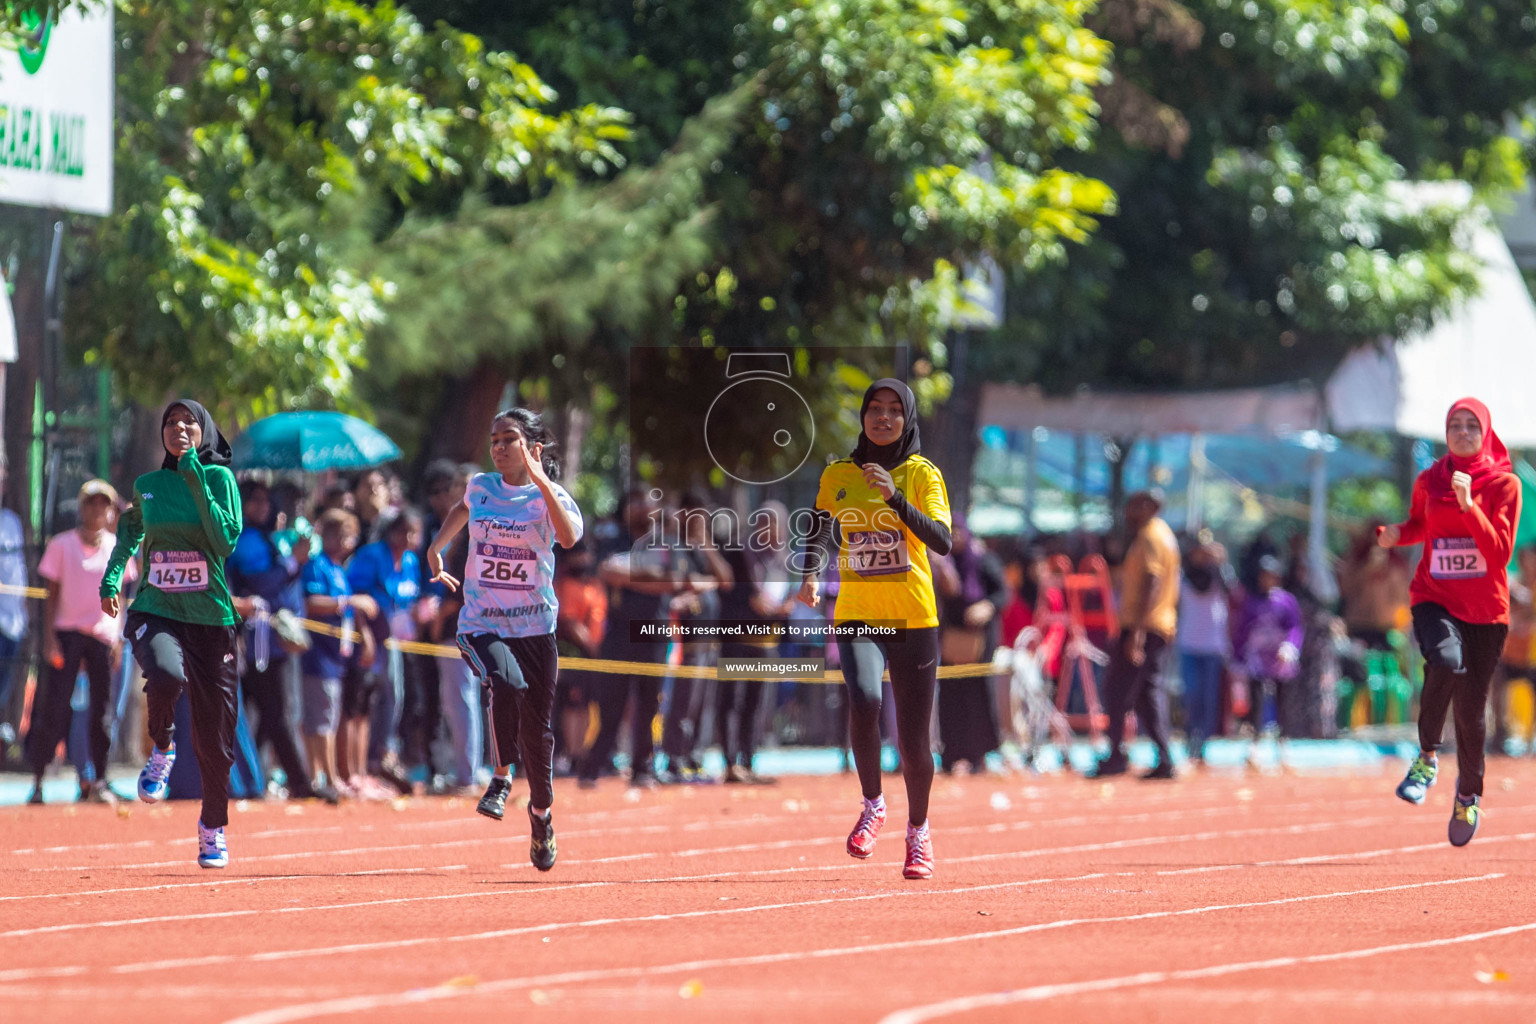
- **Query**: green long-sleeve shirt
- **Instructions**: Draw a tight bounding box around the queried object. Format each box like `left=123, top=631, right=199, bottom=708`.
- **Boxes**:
left=101, top=451, right=243, bottom=626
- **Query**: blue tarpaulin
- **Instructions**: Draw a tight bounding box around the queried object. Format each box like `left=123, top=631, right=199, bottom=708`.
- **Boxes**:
left=981, top=429, right=1389, bottom=496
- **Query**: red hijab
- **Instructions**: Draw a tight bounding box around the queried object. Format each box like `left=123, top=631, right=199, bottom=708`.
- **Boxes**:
left=1426, top=397, right=1512, bottom=503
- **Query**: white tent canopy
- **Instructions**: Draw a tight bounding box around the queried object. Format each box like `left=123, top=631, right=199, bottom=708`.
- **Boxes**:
left=978, top=383, right=1319, bottom=436
left=1325, top=207, right=1536, bottom=445
left=981, top=192, right=1536, bottom=444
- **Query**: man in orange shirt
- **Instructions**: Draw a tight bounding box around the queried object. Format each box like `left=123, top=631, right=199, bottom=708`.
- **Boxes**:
left=1094, top=491, right=1181, bottom=780
left=554, top=541, right=607, bottom=772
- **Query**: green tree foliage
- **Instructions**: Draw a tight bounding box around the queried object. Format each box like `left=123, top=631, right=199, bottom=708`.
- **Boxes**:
left=379, top=0, right=1116, bottom=369
left=989, top=0, right=1536, bottom=393
left=64, top=0, right=628, bottom=423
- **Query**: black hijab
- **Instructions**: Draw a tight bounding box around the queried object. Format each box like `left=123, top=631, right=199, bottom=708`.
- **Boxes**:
left=850, top=378, right=921, bottom=470
left=161, top=399, right=233, bottom=470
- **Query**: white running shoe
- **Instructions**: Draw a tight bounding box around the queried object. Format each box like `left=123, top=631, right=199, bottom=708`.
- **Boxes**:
left=197, top=820, right=228, bottom=869
left=138, top=743, right=176, bottom=803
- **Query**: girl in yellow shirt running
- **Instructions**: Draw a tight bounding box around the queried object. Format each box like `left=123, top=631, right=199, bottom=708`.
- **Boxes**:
left=798, top=379, right=952, bottom=879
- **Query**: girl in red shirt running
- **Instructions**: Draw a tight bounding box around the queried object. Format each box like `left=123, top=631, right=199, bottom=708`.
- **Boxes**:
left=1380, top=398, right=1521, bottom=846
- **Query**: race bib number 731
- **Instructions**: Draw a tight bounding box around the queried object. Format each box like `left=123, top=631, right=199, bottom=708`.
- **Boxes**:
left=844, top=529, right=910, bottom=578
left=473, top=541, right=535, bottom=591
left=148, top=550, right=209, bottom=592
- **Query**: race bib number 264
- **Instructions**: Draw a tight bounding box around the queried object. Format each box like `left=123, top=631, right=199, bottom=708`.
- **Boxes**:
left=474, top=542, right=535, bottom=591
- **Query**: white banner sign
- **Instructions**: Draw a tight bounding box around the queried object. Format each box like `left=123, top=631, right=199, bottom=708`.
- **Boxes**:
left=0, top=6, right=114, bottom=216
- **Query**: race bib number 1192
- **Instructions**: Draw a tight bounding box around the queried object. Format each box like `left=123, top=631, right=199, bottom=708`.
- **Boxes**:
left=1430, top=538, right=1487, bottom=579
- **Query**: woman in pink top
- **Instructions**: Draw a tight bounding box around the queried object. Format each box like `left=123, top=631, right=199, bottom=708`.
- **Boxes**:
left=27, top=480, right=136, bottom=804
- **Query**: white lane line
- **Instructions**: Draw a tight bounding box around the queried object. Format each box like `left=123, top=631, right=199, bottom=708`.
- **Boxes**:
left=0, top=865, right=469, bottom=905
left=210, top=875, right=1505, bottom=1024
left=15, top=811, right=846, bottom=870
left=5, top=806, right=836, bottom=858
left=7, top=789, right=1396, bottom=864
left=12, top=812, right=1526, bottom=934
left=499, top=807, right=1521, bottom=871
left=637, top=827, right=1536, bottom=886
left=15, top=797, right=1314, bottom=873
left=0, top=871, right=1122, bottom=982
left=1064, top=985, right=1536, bottom=1007
left=877, top=913, right=1536, bottom=1024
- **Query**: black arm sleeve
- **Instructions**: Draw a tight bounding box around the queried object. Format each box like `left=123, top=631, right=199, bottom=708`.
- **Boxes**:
left=802, top=510, right=838, bottom=578
left=885, top=490, right=952, bottom=556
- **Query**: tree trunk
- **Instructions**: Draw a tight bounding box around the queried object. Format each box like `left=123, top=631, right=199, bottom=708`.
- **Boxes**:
left=562, top=399, right=589, bottom=482
left=125, top=402, right=168, bottom=482
left=417, top=359, right=509, bottom=468
left=4, top=212, right=45, bottom=545
left=926, top=331, right=983, bottom=521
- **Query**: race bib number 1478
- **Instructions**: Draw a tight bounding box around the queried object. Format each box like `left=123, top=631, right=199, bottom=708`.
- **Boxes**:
left=148, top=550, right=209, bottom=592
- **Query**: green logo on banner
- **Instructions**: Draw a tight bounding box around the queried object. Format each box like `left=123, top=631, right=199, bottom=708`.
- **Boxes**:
left=17, top=8, right=51, bottom=76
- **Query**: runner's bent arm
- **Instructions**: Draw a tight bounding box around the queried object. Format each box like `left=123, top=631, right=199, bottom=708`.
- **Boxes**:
left=883, top=490, right=952, bottom=556
left=1385, top=478, right=1429, bottom=548
left=426, top=502, right=471, bottom=582
left=800, top=510, right=837, bottom=582
left=533, top=479, right=581, bottom=549
left=1460, top=476, right=1521, bottom=566
left=180, top=453, right=242, bottom=557
left=100, top=501, right=144, bottom=600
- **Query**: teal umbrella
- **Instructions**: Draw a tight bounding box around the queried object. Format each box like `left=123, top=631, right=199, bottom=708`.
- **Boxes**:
left=234, top=412, right=401, bottom=471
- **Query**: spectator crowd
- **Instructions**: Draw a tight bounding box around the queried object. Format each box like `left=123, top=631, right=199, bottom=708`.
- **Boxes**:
left=6, top=466, right=1534, bottom=802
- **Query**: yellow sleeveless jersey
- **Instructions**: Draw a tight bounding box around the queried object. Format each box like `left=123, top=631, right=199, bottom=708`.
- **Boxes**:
left=814, top=455, right=951, bottom=628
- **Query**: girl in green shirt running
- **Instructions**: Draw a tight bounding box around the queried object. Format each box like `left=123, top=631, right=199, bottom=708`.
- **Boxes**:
left=101, top=400, right=243, bottom=869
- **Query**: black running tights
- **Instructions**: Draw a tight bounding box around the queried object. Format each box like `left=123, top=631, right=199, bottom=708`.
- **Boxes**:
left=837, top=624, right=939, bottom=827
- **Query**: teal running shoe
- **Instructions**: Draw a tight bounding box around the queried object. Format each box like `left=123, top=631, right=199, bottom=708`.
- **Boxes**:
left=1449, top=794, right=1480, bottom=847
left=1395, top=754, right=1436, bottom=805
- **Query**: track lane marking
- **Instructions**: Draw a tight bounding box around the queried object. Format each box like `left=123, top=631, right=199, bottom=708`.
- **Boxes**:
left=206, top=875, right=1505, bottom=1024
left=11, top=815, right=1534, bottom=935
left=0, top=872, right=1122, bottom=981
left=877, top=913, right=1536, bottom=1023
left=23, top=795, right=1406, bottom=873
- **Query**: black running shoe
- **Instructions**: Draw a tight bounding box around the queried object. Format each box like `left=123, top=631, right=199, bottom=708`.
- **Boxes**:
left=477, top=776, right=511, bottom=821
left=1092, top=754, right=1128, bottom=778
left=529, top=808, right=557, bottom=871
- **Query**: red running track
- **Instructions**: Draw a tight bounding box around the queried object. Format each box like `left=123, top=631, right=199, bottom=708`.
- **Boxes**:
left=2, top=762, right=1535, bottom=1023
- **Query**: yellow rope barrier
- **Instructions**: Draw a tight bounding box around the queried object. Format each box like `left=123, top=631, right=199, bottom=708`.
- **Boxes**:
left=0, top=586, right=1001, bottom=682
left=292, top=618, right=1002, bottom=683
left=0, top=583, right=48, bottom=599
